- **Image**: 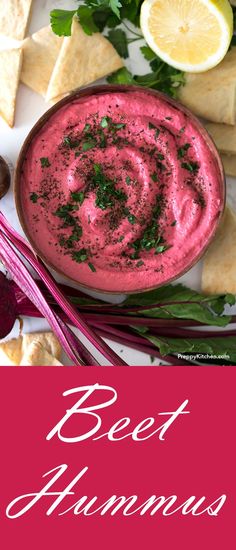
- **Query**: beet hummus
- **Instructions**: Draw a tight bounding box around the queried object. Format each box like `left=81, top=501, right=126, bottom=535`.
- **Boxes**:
left=19, top=88, right=224, bottom=293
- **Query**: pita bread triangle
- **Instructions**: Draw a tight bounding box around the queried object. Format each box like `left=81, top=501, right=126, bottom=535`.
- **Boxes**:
left=179, top=47, right=236, bottom=125
left=0, top=0, right=33, bottom=40
left=202, top=206, right=236, bottom=295
left=21, top=26, right=63, bottom=97
left=0, top=48, right=22, bottom=127
left=0, top=332, right=61, bottom=365
left=46, top=17, right=123, bottom=102
left=205, top=121, right=236, bottom=155
left=20, top=341, right=63, bottom=366
left=221, top=154, right=236, bottom=177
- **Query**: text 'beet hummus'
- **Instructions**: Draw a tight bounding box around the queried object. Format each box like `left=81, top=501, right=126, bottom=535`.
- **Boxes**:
left=20, top=89, right=224, bottom=292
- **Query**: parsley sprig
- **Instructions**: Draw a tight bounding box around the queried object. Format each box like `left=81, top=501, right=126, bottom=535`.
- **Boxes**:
left=50, top=1, right=141, bottom=37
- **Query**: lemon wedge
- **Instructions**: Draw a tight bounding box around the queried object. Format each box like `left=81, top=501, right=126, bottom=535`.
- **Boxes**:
left=140, top=0, right=233, bottom=72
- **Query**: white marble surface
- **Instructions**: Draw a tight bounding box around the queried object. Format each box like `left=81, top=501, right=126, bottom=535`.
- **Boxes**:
left=0, top=0, right=236, bottom=366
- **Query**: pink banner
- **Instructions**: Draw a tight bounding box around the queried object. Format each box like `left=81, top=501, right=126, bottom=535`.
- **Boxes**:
left=0, top=367, right=234, bottom=548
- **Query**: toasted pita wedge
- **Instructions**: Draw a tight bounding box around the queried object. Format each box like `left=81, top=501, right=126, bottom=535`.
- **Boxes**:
left=221, top=154, right=236, bottom=177
left=20, top=341, right=63, bottom=366
left=21, top=26, right=63, bottom=97
left=179, top=47, right=236, bottom=125
left=0, top=332, right=61, bottom=365
left=46, top=17, right=123, bottom=102
left=0, top=48, right=22, bottom=127
left=202, top=206, right=236, bottom=295
left=0, top=337, right=22, bottom=365
left=0, top=0, right=32, bottom=40
left=22, top=332, right=61, bottom=359
left=205, top=121, right=236, bottom=155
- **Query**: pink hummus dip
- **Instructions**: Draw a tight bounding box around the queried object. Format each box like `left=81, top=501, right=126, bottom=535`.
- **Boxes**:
left=20, top=89, right=224, bottom=293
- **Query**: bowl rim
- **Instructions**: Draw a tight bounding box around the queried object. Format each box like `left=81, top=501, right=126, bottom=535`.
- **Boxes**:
left=14, top=84, right=226, bottom=295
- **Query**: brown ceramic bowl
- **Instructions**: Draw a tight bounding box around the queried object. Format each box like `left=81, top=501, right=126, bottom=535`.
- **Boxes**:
left=14, top=85, right=225, bottom=294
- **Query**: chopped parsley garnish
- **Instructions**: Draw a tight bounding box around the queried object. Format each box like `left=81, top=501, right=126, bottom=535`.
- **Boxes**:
left=151, top=172, right=158, bottom=182
left=90, top=163, right=127, bottom=211
left=63, top=136, right=80, bottom=148
left=83, top=123, right=91, bottom=133
left=100, top=116, right=125, bottom=131
left=71, top=191, right=84, bottom=204
left=130, top=195, right=167, bottom=258
left=72, top=248, right=88, bottom=263
left=125, top=176, right=131, bottom=185
left=118, top=235, right=124, bottom=242
left=30, top=192, right=38, bottom=203
left=40, top=157, right=51, bottom=168
left=98, top=130, right=107, bottom=148
left=54, top=204, right=77, bottom=227
left=100, top=116, right=110, bottom=128
left=54, top=204, right=76, bottom=216
left=171, top=220, right=177, bottom=226
left=82, top=140, right=96, bottom=151
left=136, top=260, right=144, bottom=267
left=157, top=153, right=164, bottom=160
left=107, top=28, right=129, bottom=58
left=113, top=122, right=126, bottom=129
left=88, top=262, right=96, bottom=272
left=60, top=226, right=82, bottom=249
left=177, top=143, right=191, bottom=158
left=155, top=244, right=169, bottom=254
left=127, top=214, right=137, bottom=225
left=148, top=122, right=160, bottom=139
left=181, top=161, right=199, bottom=173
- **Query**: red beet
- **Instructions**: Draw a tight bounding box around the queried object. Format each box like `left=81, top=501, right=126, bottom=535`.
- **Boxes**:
left=0, top=272, right=17, bottom=339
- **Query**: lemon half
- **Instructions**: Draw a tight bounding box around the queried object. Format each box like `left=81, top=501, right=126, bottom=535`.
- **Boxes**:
left=140, top=0, right=233, bottom=72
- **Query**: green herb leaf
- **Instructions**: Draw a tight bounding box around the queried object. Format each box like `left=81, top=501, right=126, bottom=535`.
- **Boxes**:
left=40, top=157, right=51, bottom=168
left=71, top=191, right=85, bottom=204
left=134, top=50, right=185, bottom=98
left=107, top=28, right=129, bottom=58
left=88, top=262, right=96, bottom=272
left=151, top=172, right=158, bottom=182
left=155, top=245, right=168, bottom=254
left=181, top=161, right=199, bottom=173
left=148, top=122, right=160, bottom=139
left=77, top=5, right=99, bottom=35
left=50, top=9, right=76, bottom=36
left=107, top=67, right=135, bottom=85
left=177, top=143, right=191, bottom=158
left=63, top=136, right=80, bottom=148
left=72, top=248, right=88, bottom=263
left=82, top=140, right=96, bottom=151
left=113, top=122, right=126, bottom=129
left=140, top=45, right=156, bottom=62
left=109, top=0, right=122, bottom=18
left=30, top=192, right=38, bottom=203
left=127, top=213, right=137, bottom=224
left=100, top=116, right=110, bottom=128
left=83, top=123, right=91, bottom=133
left=54, top=204, right=77, bottom=227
